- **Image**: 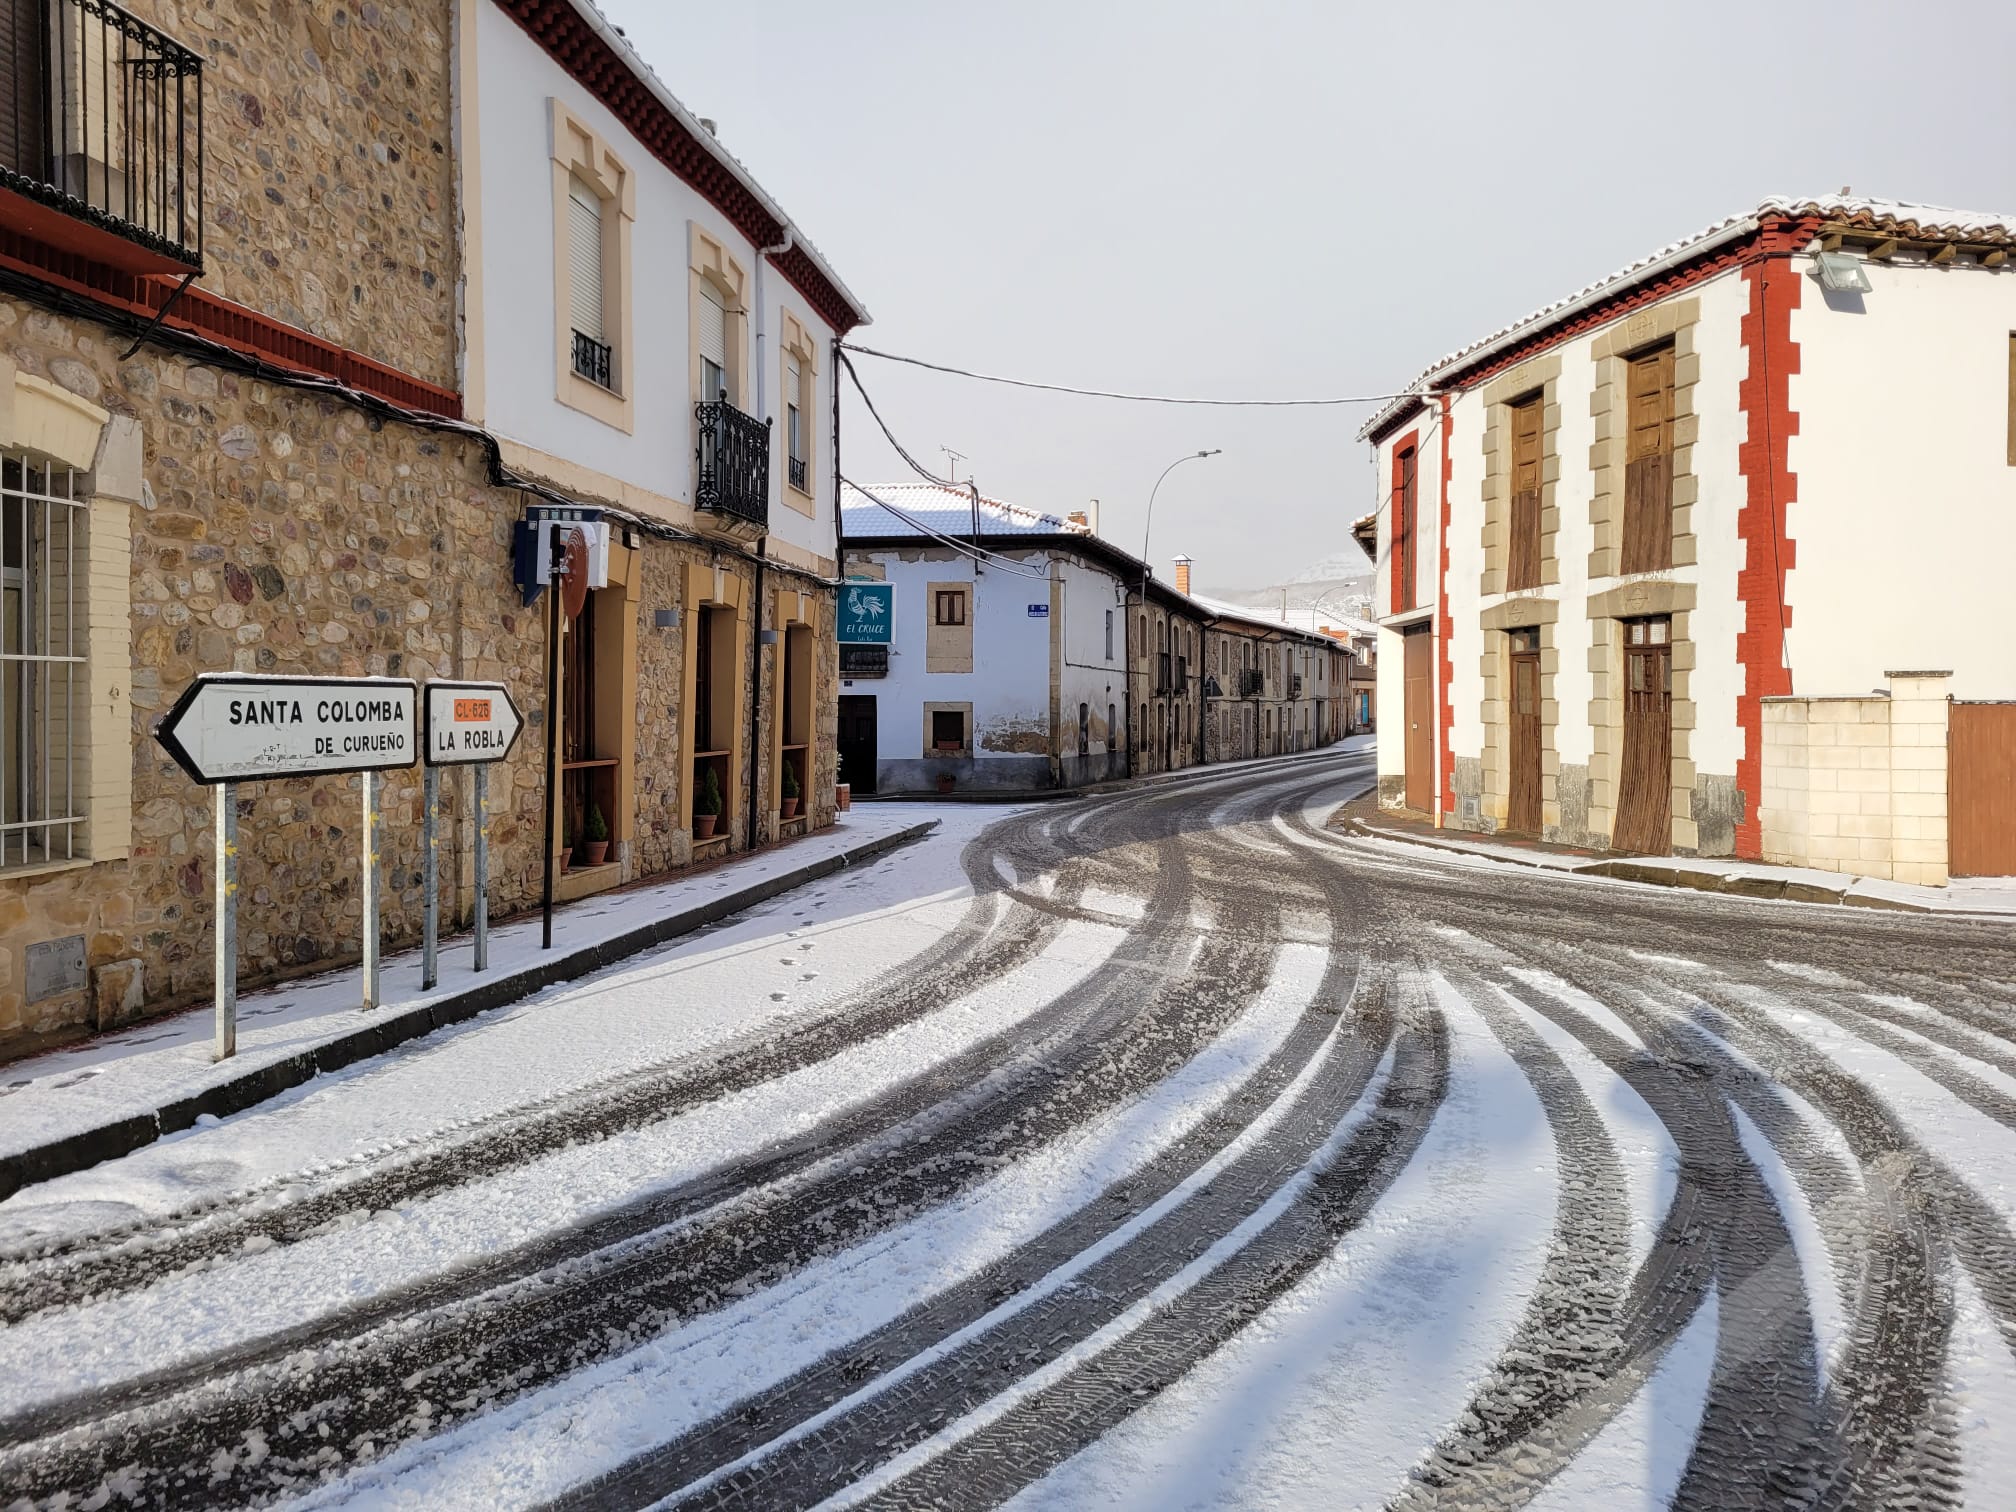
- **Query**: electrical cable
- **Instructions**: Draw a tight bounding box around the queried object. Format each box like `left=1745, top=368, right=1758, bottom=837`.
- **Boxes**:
left=838, top=477, right=1053, bottom=582
left=841, top=342, right=1423, bottom=408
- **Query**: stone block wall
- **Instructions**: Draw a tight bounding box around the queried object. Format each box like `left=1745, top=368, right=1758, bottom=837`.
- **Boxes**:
left=124, top=0, right=461, bottom=388
left=1759, top=671, right=1951, bottom=886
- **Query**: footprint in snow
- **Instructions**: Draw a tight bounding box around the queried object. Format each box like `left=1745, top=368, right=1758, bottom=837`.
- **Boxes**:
left=770, top=991, right=789, bottom=1002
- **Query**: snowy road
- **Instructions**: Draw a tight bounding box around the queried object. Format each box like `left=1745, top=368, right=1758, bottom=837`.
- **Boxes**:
left=3, top=748, right=2014, bottom=1509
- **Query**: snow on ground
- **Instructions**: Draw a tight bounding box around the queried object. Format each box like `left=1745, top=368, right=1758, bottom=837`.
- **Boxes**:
left=0, top=806, right=1018, bottom=1252
left=995, top=976, right=1558, bottom=1512
left=0, top=806, right=985, bottom=1170
left=1523, top=1290, right=1719, bottom=1512
left=0, top=917, right=1131, bottom=1412
left=1730, top=1105, right=1847, bottom=1390
left=303, top=943, right=1336, bottom=1508
left=1948, top=1267, right=2016, bottom=1509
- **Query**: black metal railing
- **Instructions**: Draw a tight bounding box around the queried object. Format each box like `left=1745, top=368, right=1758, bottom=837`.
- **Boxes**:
left=1, top=0, right=203, bottom=268
left=571, top=329, right=612, bottom=389
left=1239, top=667, right=1264, bottom=698
left=839, top=644, right=887, bottom=677
left=1155, top=652, right=1171, bottom=696
left=787, top=454, right=807, bottom=492
left=695, top=399, right=770, bottom=529
left=1292, top=673, right=1303, bottom=698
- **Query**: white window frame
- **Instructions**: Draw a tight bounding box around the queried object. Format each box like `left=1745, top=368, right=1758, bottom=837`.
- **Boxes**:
left=0, top=451, right=87, bottom=869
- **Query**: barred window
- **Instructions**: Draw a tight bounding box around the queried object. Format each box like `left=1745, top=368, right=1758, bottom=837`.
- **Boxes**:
left=1, top=452, right=87, bottom=868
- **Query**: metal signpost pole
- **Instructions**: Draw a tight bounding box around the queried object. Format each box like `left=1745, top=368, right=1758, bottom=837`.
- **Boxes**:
left=214, top=782, right=237, bottom=1060
left=362, top=768, right=382, bottom=1009
left=473, top=763, right=490, bottom=972
left=421, top=763, right=440, bottom=990
left=542, top=522, right=562, bottom=951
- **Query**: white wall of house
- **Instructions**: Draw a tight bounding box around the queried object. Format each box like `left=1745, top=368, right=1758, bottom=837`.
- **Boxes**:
left=1788, top=255, right=2016, bottom=700
left=1056, top=556, right=1129, bottom=770
left=469, top=3, right=837, bottom=565
left=1686, top=271, right=1750, bottom=782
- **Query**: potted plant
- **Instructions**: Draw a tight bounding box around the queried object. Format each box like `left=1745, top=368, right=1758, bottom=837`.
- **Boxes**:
left=780, top=758, right=800, bottom=821
left=693, top=765, right=723, bottom=840
left=583, top=803, right=610, bottom=866
left=936, top=773, right=956, bottom=795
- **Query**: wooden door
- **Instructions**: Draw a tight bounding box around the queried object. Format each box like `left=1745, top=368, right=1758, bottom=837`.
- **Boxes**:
left=1508, top=628, right=1541, bottom=833
left=1508, top=395, right=1543, bottom=591
left=1950, top=703, right=2016, bottom=875
left=1613, top=616, right=1671, bottom=853
left=838, top=695, right=877, bottom=795
left=1403, top=624, right=1433, bottom=813
left=1621, top=346, right=1675, bottom=575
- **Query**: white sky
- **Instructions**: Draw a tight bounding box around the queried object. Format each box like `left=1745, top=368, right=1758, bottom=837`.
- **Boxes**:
left=598, top=0, right=2014, bottom=591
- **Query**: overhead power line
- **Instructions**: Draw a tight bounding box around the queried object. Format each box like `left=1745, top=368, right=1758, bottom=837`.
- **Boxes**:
left=840, top=342, right=1421, bottom=408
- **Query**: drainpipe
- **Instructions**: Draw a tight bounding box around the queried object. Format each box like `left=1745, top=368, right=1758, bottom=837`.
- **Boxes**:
left=749, top=227, right=792, bottom=852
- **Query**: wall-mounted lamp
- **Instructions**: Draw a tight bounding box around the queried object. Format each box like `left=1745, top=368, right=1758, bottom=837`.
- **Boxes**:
left=1814, top=250, right=1872, bottom=294
left=653, top=608, right=680, bottom=630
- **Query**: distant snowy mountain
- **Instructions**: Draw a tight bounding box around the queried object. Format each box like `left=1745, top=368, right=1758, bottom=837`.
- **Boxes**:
left=1208, top=553, right=1374, bottom=623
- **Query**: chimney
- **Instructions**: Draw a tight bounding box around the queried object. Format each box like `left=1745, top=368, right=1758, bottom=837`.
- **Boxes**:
left=1066, top=510, right=1088, bottom=532
left=1086, top=499, right=1100, bottom=536
left=1173, top=554, right=1193, bottom=595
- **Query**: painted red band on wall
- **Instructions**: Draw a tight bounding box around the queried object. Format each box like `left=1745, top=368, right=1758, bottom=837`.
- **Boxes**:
left=1437, top=394, right=1455, bottom=819
left=1734, top=221, right=1809, bottom=858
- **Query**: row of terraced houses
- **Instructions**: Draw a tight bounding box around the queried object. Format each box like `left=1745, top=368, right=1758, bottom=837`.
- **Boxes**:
left=0, top=0, right=870, bottom=1054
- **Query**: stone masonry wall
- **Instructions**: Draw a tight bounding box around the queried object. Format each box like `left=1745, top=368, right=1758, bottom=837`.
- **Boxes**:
left=0, top=293, right=544, bottom=1050
left=123, top=0, right=460, bottom=389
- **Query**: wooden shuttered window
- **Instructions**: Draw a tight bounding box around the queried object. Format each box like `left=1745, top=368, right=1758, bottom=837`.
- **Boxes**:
left=567, top=177, right=604, bottom=343
left=1621, top=345, right=1676, bottom=575
left=0, top=0, right=48, bottom=178
left=1396, top=445, right=1418, bottom=611
left=1507, top=393, right=1543, bottom=591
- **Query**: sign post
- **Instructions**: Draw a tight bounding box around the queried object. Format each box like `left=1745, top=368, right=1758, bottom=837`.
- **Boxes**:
left=214, top=783, right=237, bottom=1060
left=155, top=674, right=419, bottom=1056
left=422, top=680, right=524, bottom=977
left=421, top=764, right=440, bottom=990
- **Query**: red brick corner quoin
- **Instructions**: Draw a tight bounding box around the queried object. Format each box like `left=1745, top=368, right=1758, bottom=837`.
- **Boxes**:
left=1734, top=218, right=1812, bottom=858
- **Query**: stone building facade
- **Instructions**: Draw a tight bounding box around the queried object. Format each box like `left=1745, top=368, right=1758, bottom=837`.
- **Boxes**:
left=0, top=0, right=865, bottom=1058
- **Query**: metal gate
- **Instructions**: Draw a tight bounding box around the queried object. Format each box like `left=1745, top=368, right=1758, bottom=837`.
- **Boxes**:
left=1949, top=702, right=2016, bottom=876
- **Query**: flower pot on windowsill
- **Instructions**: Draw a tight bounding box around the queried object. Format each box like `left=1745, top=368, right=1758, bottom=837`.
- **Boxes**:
left=693, top=814, right=719, bottom=841
left=836, top=783, right=851, bottom=811
left=780, top=797, right=799, bottom=821
left=558, top=848, right=572, bottom=875
left=583, top=840, right=610, bottom=867
left=936, top=775, right=956, bottom=795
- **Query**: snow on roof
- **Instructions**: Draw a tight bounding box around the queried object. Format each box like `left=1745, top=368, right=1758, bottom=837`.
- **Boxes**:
left=1357, top=193, right=2015, bottom=442
left=840, top=482, right=1087, bottom=540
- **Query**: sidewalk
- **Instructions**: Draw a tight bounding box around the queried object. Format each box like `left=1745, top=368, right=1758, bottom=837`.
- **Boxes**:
left=0, top=811, right=939, bottom=1200
left=1336, top=795, right=2016, bottom=916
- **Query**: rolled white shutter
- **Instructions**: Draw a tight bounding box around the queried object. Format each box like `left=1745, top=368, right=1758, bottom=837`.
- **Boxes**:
left=698, top=283, right=727, bottom=371
left=568, top=178, right=603, bottom=341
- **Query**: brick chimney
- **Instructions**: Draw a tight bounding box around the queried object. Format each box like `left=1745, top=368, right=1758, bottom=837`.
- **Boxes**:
left=1066, top=510, right=1088, bottom=532
left=1173, top=554, right=1193, bottom=595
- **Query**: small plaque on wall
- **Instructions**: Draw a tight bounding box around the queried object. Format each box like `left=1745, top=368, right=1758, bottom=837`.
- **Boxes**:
left=26, top=935, right=87, bottom=1003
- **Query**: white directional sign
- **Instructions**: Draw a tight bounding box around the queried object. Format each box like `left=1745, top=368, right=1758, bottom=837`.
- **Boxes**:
left=424, top=680, right=524, bottom=766
left=155, top=674, right=419, bottom=785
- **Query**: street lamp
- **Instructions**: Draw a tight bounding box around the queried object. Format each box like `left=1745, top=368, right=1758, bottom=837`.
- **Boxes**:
left=1131, top=449, right=1219, bottom=779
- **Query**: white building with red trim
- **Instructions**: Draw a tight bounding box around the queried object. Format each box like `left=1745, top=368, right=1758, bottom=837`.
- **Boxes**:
left=1361, top=195, right=2015, bottom=885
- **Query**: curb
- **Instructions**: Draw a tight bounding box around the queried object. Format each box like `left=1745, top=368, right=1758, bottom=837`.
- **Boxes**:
left=847, top=743, right=1373, bottom=807
left=1340, top=816, right=2002, bottom=917
left=0, top=820, right=939, bottom=1202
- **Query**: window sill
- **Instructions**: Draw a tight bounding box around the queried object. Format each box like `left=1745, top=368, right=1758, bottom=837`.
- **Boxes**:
left=557, top=368, right=635, bottom=434
left=0, top=855, right=96, bottom=886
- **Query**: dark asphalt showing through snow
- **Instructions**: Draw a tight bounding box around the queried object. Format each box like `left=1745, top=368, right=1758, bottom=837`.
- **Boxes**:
left=0, top=747, right=2012, bottom=1509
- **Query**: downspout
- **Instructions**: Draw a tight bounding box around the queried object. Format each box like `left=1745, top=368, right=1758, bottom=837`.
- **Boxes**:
left=749, top=227, right=792, bottom=853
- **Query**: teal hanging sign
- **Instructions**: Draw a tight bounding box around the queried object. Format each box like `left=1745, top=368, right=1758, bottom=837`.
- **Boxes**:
left=838, top=582, right=895, bottom=644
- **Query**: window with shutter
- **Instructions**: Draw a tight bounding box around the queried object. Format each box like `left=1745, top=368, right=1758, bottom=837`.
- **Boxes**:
left=698, top=283, right=728, bottom=403
left=568, top=178, right=604, bottom=341
left=0, top=0, right=48, bottom=178
left=1621, top=345, right=1675, bottom=574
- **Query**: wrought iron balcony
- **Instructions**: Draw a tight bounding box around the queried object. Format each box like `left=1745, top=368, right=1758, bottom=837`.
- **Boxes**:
left=788, top=454, right=808, bottom=492
left=1239, top=667, right=1264, bottom=698
left=0, top=0, right=204, bottom=272
left=1155, top=653, right=1171, bottom=696
left=1292, top=673, right=1303, bottom=698
left=694, top=399, right=770, bottom=535
left=571, top=328, right=612, bottom=389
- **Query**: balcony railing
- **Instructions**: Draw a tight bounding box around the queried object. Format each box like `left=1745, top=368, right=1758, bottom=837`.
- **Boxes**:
left=571, top=329, right=612, bottom=389
left=1239, top=667, right=1264, bottom=698
left=1155, top=652, right=1171, bottom=696
left=1292, top=673, right=1303, bottom=698
left=787, top=454, right=807, bottom=492
left=0, top=0, right=204, bottom=270
left=695, top=399, right=770, bottom=531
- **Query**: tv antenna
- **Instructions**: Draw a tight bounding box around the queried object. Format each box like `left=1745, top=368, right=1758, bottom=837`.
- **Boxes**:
left=940, top=445, right=969, bottom=483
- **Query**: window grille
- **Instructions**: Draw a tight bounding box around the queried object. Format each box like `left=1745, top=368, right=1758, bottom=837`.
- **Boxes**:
left=0, top=451, right=87, bottom=868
